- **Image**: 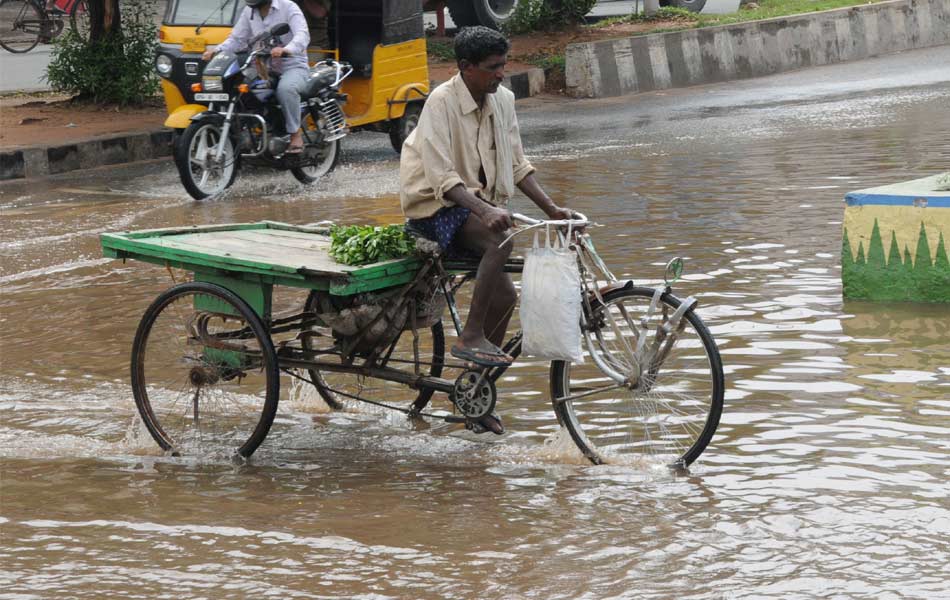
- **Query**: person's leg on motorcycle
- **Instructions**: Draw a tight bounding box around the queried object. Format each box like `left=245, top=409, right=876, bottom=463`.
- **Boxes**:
left=275, top=67, right=310, bottom=153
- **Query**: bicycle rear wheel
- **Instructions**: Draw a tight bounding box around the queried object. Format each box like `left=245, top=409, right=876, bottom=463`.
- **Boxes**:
left=303, top=291, right=445, bottom=414
left=550, top=287, right=724, bottom=468
left=68, top=0, right=88, bottom=41
left=0, top=0, right=42, bottom=53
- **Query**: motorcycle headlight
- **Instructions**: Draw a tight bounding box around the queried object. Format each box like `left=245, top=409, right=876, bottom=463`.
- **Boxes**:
left=202, top=76, right=223, bottom=91
left=155, top=54, right=173, bottom=77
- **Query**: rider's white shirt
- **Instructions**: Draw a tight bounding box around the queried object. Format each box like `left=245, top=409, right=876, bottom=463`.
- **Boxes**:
left=215, top=0, right=310, bottom=74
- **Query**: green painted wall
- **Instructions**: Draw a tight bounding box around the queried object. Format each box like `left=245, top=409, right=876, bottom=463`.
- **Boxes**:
left=842, top=220, right=950, bottom=302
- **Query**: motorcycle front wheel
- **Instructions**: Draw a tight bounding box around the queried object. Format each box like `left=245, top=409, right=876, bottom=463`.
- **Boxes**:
left=175, top=121, right=240, bottom=200
left=291, top=137, right=340, bottom=184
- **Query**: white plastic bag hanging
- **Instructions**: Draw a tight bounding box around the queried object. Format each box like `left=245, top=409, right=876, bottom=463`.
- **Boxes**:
left=520, top=226, right=584, bottom=363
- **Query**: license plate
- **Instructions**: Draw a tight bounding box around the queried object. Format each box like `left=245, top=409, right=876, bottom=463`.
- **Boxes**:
left=194, top=93, right=229, bottom=102
left=181, top=37, right=207, bottom=53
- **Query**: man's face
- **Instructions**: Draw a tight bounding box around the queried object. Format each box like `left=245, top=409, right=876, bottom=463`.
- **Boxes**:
left=463, top=53, right=507, bottom=96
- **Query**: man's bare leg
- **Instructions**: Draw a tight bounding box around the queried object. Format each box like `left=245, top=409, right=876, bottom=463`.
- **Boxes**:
left=485, top=272, right=515, bottom=348
left=453, top=213, right=514, bottom=360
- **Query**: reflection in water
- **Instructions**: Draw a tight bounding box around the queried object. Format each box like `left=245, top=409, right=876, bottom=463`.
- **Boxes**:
left=1, top=79, right=949, bottom=598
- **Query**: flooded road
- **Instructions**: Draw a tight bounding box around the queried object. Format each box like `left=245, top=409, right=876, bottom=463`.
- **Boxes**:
left=2, top=49, right=949, bottom=598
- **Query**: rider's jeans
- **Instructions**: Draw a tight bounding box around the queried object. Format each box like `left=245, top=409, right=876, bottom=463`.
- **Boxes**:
left=276, top=66, right=311, bottom=136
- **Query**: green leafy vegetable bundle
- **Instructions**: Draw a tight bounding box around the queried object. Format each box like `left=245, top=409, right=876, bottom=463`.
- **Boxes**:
left=329, top=224, right=415, bottom=266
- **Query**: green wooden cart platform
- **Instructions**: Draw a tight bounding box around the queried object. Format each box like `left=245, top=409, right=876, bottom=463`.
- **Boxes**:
left=101, top=221, right=424, bottom=319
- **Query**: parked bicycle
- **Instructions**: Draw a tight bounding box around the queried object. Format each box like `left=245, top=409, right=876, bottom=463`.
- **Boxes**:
left=0, top=0, right=88, bottom=53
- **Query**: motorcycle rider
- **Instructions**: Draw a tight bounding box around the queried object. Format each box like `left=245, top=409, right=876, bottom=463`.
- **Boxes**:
left=202, top=0, right=310, bottom=153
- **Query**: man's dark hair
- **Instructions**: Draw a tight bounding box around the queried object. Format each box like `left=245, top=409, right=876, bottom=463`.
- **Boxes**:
left=454, top=26, right=510, bottom=68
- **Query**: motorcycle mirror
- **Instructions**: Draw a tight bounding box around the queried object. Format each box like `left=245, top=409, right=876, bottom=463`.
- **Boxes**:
left=271, top=23, right=290, bottom=36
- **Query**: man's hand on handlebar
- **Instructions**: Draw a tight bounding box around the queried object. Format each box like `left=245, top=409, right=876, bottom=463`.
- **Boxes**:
left=481, top=205, right=514, bottom=233
left=271, top=46, right=289, bottom=59
left=201, top=49, right=215, bottom=62
left=546, top=206, right=586, bottom=234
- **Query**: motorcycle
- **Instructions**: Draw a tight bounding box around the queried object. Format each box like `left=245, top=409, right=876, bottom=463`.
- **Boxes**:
left=174, top=23, right=352, bottom=200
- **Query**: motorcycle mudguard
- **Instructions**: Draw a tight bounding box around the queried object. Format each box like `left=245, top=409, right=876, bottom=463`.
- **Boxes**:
left=164, top=104, right=210, bottom=129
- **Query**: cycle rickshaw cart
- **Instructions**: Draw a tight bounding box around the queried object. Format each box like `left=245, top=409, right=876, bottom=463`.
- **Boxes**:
left=155, top=0, right=428, bottom=153
left=101, top=214, right=724, bottom=468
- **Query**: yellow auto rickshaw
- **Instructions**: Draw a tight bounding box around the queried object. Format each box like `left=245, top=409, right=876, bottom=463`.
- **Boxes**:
left=154, top=0, right=429, bottom=153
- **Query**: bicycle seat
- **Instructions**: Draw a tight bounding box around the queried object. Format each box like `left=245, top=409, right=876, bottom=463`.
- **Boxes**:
left=404, top=221, right=441, bottom=256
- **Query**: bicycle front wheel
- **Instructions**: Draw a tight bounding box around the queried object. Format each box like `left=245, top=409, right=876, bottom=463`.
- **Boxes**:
left=0, top=0, right=41, bottom=53
left=550, top=286, right=724, bottom=468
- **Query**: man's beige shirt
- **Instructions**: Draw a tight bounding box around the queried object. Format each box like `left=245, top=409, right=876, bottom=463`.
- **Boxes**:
left=399, top=74, right=535, bottom=219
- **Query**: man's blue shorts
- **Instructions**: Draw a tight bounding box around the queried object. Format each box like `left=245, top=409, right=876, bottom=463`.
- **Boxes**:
left=407, top=205, right=474, bottom=257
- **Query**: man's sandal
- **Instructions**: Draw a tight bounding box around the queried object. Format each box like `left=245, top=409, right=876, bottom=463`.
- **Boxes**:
left=469, top=412, right=505, bottom=435
left=450, top=345, right=512, bottom=368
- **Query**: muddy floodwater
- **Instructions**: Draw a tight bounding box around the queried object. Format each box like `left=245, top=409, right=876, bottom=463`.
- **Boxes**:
left=2, top=64, right=950, bottom=597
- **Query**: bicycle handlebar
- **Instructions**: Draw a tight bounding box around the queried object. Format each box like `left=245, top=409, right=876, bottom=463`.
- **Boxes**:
left=511, top=211, right=589, bottom=228
left=499, top=212, right=590, bottom=248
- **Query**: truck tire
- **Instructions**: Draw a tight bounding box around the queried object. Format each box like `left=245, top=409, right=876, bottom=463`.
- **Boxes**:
left=447, top=0, right=520, bottom=30
left=665, top=0, right=707, bottom=12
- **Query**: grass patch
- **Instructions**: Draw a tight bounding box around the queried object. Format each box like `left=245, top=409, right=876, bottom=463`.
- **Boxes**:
left=527, top=54, right=566, bottom=72
left=699, top=0, right=889, bottom=27
left=593, top=0, right=890, bottom=36
left=426, top=38, right=455, bottom=62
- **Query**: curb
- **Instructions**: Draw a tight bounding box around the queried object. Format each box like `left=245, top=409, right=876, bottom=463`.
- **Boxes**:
left=566, top=0, right=950, bottom=98
left=503, top=67, right=546, bottom=100
left=1, top=68, right=546, bottom=182
left=1, top=129, right=174, bottom=181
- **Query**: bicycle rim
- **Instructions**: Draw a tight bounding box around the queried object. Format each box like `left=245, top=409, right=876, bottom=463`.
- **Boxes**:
left=551, top=287, right=724, bottom=468
left=0, top=0, right=42, bottom=53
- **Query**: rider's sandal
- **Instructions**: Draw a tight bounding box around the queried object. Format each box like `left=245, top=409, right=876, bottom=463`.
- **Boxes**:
left=286, top=144, right=304, bottom=154
left=469, top=412, right=505, bottom=435
left=450, top=344, right=512, bottom=367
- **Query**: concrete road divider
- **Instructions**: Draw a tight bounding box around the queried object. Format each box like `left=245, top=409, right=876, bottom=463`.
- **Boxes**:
left=566, top=0, right=950, bottom=98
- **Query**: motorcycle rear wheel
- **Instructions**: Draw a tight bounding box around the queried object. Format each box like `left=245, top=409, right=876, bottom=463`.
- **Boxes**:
left=291, top=137, right=340, bottom=184
left=175, top=121, right=240, bottom=200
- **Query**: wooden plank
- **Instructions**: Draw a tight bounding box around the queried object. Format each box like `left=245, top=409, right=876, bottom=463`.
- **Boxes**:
left=101, top=222, right=424, bottom=295
left=160, top=234, right=358, bottom=276
left=116, top=222, right=269, bottom=239
left=102, top=235, right=303, bottom=276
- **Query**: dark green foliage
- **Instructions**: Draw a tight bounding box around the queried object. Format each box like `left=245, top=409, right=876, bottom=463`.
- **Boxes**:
left=329, top=224, right=415, bottom=266
left=505, top=0, right=598, bottom=34
left=45, top=0, right=159, bottom=105
left=627, top=7, right=699, bottom=23
left=426, top=39, right=455, bottom=62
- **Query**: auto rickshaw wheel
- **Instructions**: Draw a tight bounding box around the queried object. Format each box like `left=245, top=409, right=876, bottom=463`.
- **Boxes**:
left=389, top=102, right=423, bottom=154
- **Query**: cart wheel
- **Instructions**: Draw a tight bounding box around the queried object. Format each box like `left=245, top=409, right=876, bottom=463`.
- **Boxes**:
left=302, top=291, right=445, bottom=413
left=550, top=287, right=724, bottom=468
left=131, top=282, right=279, bottom=459
left=388, top=102, right=423, bottom=154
